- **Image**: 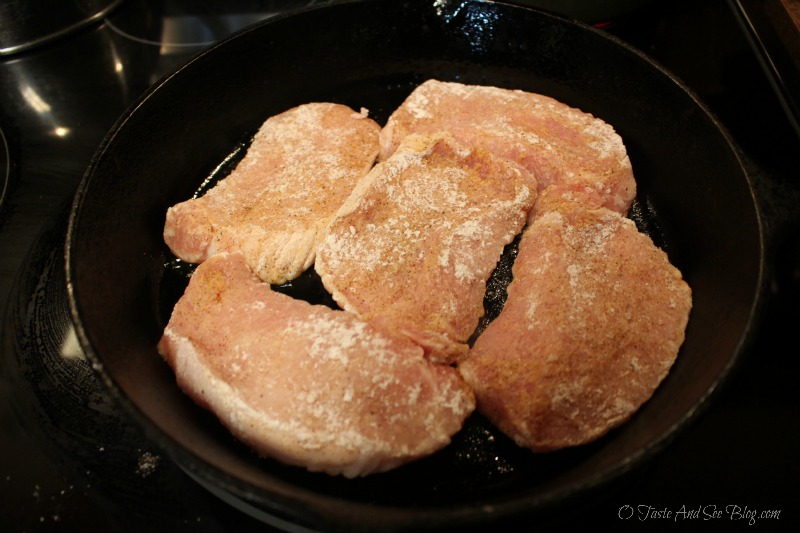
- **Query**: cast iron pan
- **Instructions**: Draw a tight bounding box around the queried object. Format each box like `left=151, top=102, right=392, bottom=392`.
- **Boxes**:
left=66, top=0, right=765, bottom=530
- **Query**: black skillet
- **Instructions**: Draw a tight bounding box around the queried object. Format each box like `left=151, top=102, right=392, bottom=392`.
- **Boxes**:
left=66, top=0, right=764, bottom=530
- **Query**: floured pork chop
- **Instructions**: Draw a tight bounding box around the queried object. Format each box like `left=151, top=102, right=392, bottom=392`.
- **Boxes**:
left=315, top=132, right=535, bottom=363
left=380, top=79, right=635, bottom=218
left=458, top=208, right=692, bottom=452
left=157, top=252, right=475, bottom=478
left=164, top=102, right=380, bottom=285
left=529, top=183, right=608, bottom=219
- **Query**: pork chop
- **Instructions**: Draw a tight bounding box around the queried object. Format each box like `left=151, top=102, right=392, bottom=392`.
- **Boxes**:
left=379, top=79, right=636, bottom=218
left=315, top=132, right=535, bottom=363
left=163, top=102, right=381, bottom=285
left=157, top=252, right=475, bottom=478
left=458, top=208, right=692, bottom=452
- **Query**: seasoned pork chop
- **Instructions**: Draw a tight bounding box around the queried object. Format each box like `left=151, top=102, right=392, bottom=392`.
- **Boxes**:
left=157, top=252, right=475, bottom=478
left=315, top=132, right=535, bottom=363
left=164, top=103, right=381, bottom=284
left=458, top=208, right=692, bottom=452
left=380, top=80, right=635, bottom=217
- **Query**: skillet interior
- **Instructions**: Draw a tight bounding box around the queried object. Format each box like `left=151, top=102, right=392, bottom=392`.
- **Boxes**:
left=66, top=0, right=764, bottom=530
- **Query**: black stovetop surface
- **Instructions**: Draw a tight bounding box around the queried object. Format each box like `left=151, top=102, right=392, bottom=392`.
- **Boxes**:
left=1, top=0, right=798, bottom=531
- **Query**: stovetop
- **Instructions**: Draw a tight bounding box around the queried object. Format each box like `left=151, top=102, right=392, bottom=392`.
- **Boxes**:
left=1, top=0, right=798, bottom=531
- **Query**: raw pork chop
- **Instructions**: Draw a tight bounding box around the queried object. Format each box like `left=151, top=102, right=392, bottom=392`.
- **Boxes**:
left=458, top=208, right=692, bottom=452
left=164, top=102, right=380, bottom=285
left=379, top=79, right=636, bottom=218
left=315, top=132, right=535, bottom=363
left=157, top=252, right=475, bottom=478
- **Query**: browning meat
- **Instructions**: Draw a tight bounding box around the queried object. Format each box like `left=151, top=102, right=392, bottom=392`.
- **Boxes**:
left=158, top=252, right=475, bottom=477
left=164, top=103, right=381, bottom=284
left=316, top=132, right=535, bottom=363
left=380, top=80, right=636, bottom=218
left=458, top=208, right=692, bottom=452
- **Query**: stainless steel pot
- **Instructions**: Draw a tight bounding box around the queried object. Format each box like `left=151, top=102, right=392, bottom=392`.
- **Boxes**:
left=0, top=0, right=124, bottom=56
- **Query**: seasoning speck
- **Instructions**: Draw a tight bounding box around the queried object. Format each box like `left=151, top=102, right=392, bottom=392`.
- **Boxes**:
left=136, top=452, right=160, bottom=477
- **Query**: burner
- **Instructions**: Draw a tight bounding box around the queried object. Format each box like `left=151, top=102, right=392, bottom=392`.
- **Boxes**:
left=1, top=206, right=267, bottom=530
